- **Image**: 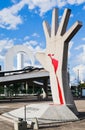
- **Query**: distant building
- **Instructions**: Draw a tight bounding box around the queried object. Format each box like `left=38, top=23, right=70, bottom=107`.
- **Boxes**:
left=4, top=45, right=34, bottom=71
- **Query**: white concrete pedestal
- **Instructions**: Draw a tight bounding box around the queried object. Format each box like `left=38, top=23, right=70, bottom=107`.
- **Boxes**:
left=2, top=103, right=78, bottom=125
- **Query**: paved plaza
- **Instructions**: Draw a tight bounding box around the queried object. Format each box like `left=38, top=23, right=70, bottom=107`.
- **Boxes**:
left=0, top=97, right=85, bottom=130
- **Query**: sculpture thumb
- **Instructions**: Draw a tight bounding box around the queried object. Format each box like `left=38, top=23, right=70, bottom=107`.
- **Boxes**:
left=36, top=52, right=52, bottom=71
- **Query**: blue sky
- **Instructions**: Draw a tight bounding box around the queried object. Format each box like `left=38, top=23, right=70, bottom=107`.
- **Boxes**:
left=0, top=0, right=85, bottom=85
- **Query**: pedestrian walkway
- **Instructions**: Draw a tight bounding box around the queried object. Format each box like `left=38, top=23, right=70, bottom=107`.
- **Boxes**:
left=0, top=99, right=85, bottom=130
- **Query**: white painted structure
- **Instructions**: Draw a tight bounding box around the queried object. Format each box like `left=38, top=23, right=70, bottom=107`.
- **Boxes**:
left=5, top=45, right=34, bottom=71
left=2, top=103, right=78, bottom=124
left=36, top=8, right=82, bottom=114
left=17, top=52, right=24, bottom=70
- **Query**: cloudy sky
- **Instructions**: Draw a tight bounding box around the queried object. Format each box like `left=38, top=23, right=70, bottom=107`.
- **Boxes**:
left=0, top=0, right=85, bottom=85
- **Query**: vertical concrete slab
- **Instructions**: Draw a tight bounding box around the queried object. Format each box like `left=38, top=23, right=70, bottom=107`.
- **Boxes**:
left=36, top=8, right=82, bottom=115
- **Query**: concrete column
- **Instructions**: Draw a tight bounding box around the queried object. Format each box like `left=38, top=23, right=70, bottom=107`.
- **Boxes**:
left=17, top=53, right=24, bottom=70
left=43, top=78, right=48, bottom=99
left=25, top=82, right=28, bottom=94
left=4, top=85, right=7, bottom=96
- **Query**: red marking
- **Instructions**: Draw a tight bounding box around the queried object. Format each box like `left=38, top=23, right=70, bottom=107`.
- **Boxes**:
left=48, top=54, right=58, bottom=73
left=48, top=54, right=64, bottom=104
left=56, top=77, right=64, bottom=104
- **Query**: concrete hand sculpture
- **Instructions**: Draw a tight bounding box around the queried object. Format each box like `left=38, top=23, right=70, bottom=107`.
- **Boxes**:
left=36, top=8, right=82, bottom=105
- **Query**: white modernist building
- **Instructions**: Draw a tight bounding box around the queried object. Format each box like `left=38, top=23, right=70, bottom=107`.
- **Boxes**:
left=5, top=45, right=34, bottom=71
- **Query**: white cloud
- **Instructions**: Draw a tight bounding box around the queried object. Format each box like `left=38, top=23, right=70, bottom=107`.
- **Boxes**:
left=24, top=40, right=38, bottom=46
left=69, top=43, right=85, bottom=84
left=67, top=0, right=76, bottom=5
left=76, top=0, right=85, bottom=4
left=70, top=44, right=85, bottom=83
left=68, top=41, right=74, bottom=58
left=32, top=33, right=40, bottom=37
left=26, top=0, right=66, bottom=16
left=34, top=45, right=45, bottom=53
left=83, top=5, right=85, bottom=10
left=0, top=55, right=4, bottom=61
left=70, top=13, right=74, bottom=18
left=82, top=37, right=85, bottom=41
left=24, top=36, right=30, bottom=41
left=11, top=0, right=17, bottom=4
left=67, top=0, right=85, bottom=5
left=0, top=38, right=14, bottom=66
left=75, top=44, right=85, bottom=64
left=0, top=11, right=22, bottom=30
left=0, top=0, right=25, bottom=30
left=73, top=64, right=85, bottom=81
left=0, top=38, right=14, bottom=52
left=0, top=0, right=85, bottom=30
left=23, top=40, right=44, bottom=56
left=25, top=0, right=85, bottom=15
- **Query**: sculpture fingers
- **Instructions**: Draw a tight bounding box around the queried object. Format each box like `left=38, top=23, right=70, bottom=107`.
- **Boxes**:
left=43, top=21, right=51, bottom=40
left=51, top=8, right=58, bottom=37
left=57, top=8, right=71, bottom=36
left=63, top=21, right=82, bottom=43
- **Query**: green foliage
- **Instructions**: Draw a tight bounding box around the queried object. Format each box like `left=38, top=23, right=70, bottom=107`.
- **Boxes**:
left=7, top=82, right=22, bottom=96
left=0, top=85, right=4, bottom=94
left=79, top=83, right=85, bottom=88
left=27, top=85, right=42, bottom=94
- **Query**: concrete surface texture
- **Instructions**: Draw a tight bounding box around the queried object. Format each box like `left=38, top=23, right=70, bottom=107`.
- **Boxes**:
left=36, top=8, right=82, bottom=121
left=2, top=103, right=78, bottom=124
left=36, top=8, right=82, bottom=106
left=0, top=99, right=85, bottom=130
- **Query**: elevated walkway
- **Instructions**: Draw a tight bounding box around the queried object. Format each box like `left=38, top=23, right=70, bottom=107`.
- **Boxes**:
left=0, top=69, right=49, bottom=85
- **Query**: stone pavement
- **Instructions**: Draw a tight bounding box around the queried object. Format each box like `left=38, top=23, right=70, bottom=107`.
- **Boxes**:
left=0, top=98, right=85, bottom=130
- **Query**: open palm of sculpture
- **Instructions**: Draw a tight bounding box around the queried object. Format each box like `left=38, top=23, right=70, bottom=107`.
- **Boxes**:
left=36, top=8, right=82, bottom=105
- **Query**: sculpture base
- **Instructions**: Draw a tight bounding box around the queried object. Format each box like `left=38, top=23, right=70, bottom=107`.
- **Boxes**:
left=1, top=103, right=78, bottom=124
